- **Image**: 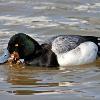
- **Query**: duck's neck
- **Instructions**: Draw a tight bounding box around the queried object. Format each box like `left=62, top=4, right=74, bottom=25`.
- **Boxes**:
left=24, top=44, right=42, bottom=62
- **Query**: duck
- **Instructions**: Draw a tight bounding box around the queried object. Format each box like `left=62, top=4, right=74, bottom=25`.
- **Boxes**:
left=1, top=33, right=100, bottom=67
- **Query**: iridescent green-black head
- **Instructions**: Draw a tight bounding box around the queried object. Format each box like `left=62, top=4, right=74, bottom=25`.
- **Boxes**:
left=7, top=33, right=41, bottom=59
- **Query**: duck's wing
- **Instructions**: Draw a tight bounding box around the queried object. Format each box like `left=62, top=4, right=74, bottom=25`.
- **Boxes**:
left=51, top=35, right=90, bottom=54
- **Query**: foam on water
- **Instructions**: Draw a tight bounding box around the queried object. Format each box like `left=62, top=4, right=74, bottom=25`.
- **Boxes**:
left=75, top=3, right=100, bottom=11
left=0, top=15, right=88, bottom=30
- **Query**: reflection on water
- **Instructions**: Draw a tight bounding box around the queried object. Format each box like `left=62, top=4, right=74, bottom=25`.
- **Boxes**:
left=0, top=62, right=100, bottom=98
left=0, top=0, right=100, bottom=99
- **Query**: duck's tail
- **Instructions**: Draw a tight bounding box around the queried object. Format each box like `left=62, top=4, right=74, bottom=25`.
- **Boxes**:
left=97, top=37, right=100, bottom=56
left=97, top=37, right=100, bottom=43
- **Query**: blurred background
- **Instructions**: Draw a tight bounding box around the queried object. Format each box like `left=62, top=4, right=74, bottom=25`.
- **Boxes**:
left=0, top=0, right=100, bottom=47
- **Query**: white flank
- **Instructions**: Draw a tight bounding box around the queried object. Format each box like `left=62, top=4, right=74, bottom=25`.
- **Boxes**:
left=53, top=42, right=98, bottom=66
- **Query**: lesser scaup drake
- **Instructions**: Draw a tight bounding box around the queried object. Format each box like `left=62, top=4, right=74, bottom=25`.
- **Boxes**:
left=1, top=33, right=99, bottom=67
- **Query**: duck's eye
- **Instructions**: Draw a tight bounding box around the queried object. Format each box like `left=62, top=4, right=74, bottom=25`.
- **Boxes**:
left=15, top=44, right=19, bottom=47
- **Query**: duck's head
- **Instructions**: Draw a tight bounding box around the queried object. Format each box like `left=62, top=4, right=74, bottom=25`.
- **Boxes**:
left=7, top=33, right=41, bottom=62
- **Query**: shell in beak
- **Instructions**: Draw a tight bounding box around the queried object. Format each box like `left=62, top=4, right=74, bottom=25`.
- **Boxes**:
left=9, top=51, right=20, bottom=64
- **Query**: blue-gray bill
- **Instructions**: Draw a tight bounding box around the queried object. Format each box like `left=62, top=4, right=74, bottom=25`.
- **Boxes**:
left=0, top=48, right=10, bottom=64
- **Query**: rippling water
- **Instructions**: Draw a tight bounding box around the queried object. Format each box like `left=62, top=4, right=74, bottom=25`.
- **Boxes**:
left=0, top=0, right=100, bottom=100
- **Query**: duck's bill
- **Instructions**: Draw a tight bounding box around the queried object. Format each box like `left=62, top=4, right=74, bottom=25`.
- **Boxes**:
left=0, top=49, right=23, bottom=64
left=0, top=48, right=10, bottom=64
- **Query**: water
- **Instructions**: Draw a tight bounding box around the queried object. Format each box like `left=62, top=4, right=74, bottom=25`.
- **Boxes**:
left=0, top=0, right=100, bottom=99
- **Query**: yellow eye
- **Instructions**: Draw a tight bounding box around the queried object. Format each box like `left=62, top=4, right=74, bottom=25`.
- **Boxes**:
left=15, top=44, right=19, bottom=47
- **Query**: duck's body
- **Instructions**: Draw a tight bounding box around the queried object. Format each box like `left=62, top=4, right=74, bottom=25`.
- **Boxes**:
left=51, top=35, right=99, bottom=53
left=51, top=35, right=99, bottom=66
left=53, top=41, right=98, bottom=66
left=6, top=33, right=100, bottom=67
